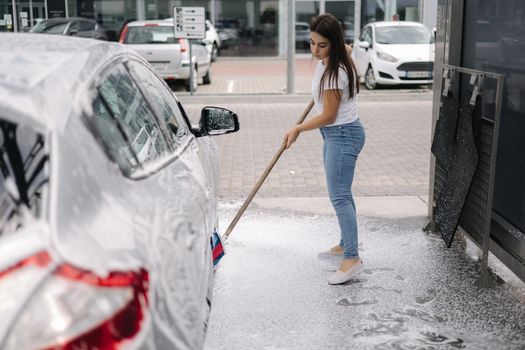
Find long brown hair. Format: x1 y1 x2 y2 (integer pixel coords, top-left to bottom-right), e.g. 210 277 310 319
310 13 359 100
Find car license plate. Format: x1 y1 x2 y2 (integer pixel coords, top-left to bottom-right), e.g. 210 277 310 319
406 71 432 78
150 62 166 71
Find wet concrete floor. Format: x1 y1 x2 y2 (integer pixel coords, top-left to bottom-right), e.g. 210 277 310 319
204 198 525 350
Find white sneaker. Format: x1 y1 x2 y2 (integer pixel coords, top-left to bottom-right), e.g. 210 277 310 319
317 249 343 260
327 260 364 285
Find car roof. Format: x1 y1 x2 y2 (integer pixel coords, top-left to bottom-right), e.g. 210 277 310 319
38 17 97 23
369 21 426 28
0 33 138 131
126 19 175 27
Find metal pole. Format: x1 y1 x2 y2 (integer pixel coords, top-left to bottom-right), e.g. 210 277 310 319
65 0 68 18
286 0 295 94
11 0 18 32
210 0 215 24
136 0 145 20
29 0 34 29
189 43 194 95
354 0 361 43
476 75 504 287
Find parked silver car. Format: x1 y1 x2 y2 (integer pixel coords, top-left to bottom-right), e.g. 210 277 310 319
120 19 212 92
30 17 109 40
0 33 238 349
296 22 310 50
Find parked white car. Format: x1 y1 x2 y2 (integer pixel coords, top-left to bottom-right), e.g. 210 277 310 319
205 19 221 62
352 21 435 89
120 19 212 91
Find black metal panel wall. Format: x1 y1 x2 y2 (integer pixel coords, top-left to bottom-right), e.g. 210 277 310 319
431 0 525 281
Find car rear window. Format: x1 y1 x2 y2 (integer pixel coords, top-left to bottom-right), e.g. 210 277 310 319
0 119 48 235
124 26 177 44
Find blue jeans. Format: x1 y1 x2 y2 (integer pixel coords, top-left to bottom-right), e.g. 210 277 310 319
320 119 365 260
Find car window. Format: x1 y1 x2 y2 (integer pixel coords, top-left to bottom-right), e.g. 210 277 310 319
68 21 80 33
79 21 95 33
96 64 170 168
124 26 177 44
375 26 433 44
127 61 189 148
0 119 47 235
362 27 372 44
91 96 138 174
30 21 67 34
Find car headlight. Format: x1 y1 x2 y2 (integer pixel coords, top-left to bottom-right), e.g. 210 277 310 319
377 52 398 62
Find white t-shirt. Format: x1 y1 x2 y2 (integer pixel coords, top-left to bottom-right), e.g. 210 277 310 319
311 60 358 126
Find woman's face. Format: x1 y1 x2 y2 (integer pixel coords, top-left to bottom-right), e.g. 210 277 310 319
310 31 331 63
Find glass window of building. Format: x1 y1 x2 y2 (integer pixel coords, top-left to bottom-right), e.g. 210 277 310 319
461 0 525 234
1 0 46 32
157 0 279 56
326 0 355 43
295 0 319 53
361 0 418 24
93 0 138 42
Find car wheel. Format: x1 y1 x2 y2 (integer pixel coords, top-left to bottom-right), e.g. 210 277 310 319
211 43 219 62
185 64 198 92
203 67 211 85
365 66 377 90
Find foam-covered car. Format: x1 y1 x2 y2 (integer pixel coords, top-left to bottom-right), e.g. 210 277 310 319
0 33 238 349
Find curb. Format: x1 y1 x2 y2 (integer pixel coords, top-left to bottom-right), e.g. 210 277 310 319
178 90 433 104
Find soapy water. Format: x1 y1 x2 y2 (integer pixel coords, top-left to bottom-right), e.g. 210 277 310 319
205 203 525 350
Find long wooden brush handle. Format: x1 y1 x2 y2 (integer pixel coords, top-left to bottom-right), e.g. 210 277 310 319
223 100 315 239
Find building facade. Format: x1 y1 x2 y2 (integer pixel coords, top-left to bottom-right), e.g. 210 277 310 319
430 0 525 281
1 0 434 56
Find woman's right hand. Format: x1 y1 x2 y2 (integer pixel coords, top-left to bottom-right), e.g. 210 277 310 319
283 126 301 149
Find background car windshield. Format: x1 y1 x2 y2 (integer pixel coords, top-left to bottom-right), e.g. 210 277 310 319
125 26 176 44
30 21 67 34
375 26 433 45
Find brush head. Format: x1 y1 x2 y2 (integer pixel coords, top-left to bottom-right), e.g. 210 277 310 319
212 230 225 267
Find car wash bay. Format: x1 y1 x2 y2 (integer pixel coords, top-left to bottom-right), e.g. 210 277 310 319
180 99 525 349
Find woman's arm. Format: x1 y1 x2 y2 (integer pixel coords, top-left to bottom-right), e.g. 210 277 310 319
284 89 341 149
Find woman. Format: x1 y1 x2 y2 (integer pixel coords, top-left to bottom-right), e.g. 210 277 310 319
283 13 365 285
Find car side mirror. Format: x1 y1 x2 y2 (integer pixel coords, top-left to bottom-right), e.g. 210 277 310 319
69 29 78 36
358 41 370 50
197 106 239 137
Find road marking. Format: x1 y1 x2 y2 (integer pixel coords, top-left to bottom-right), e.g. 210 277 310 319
227 80 235 93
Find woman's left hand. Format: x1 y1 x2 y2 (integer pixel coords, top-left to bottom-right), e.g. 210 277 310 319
284 126 301 149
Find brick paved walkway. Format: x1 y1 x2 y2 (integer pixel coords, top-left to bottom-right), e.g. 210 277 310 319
183 99 432 199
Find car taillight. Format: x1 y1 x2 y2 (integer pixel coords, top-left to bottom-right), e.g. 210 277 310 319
1 251 149 350
179 38 188 52
119 25 128 44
